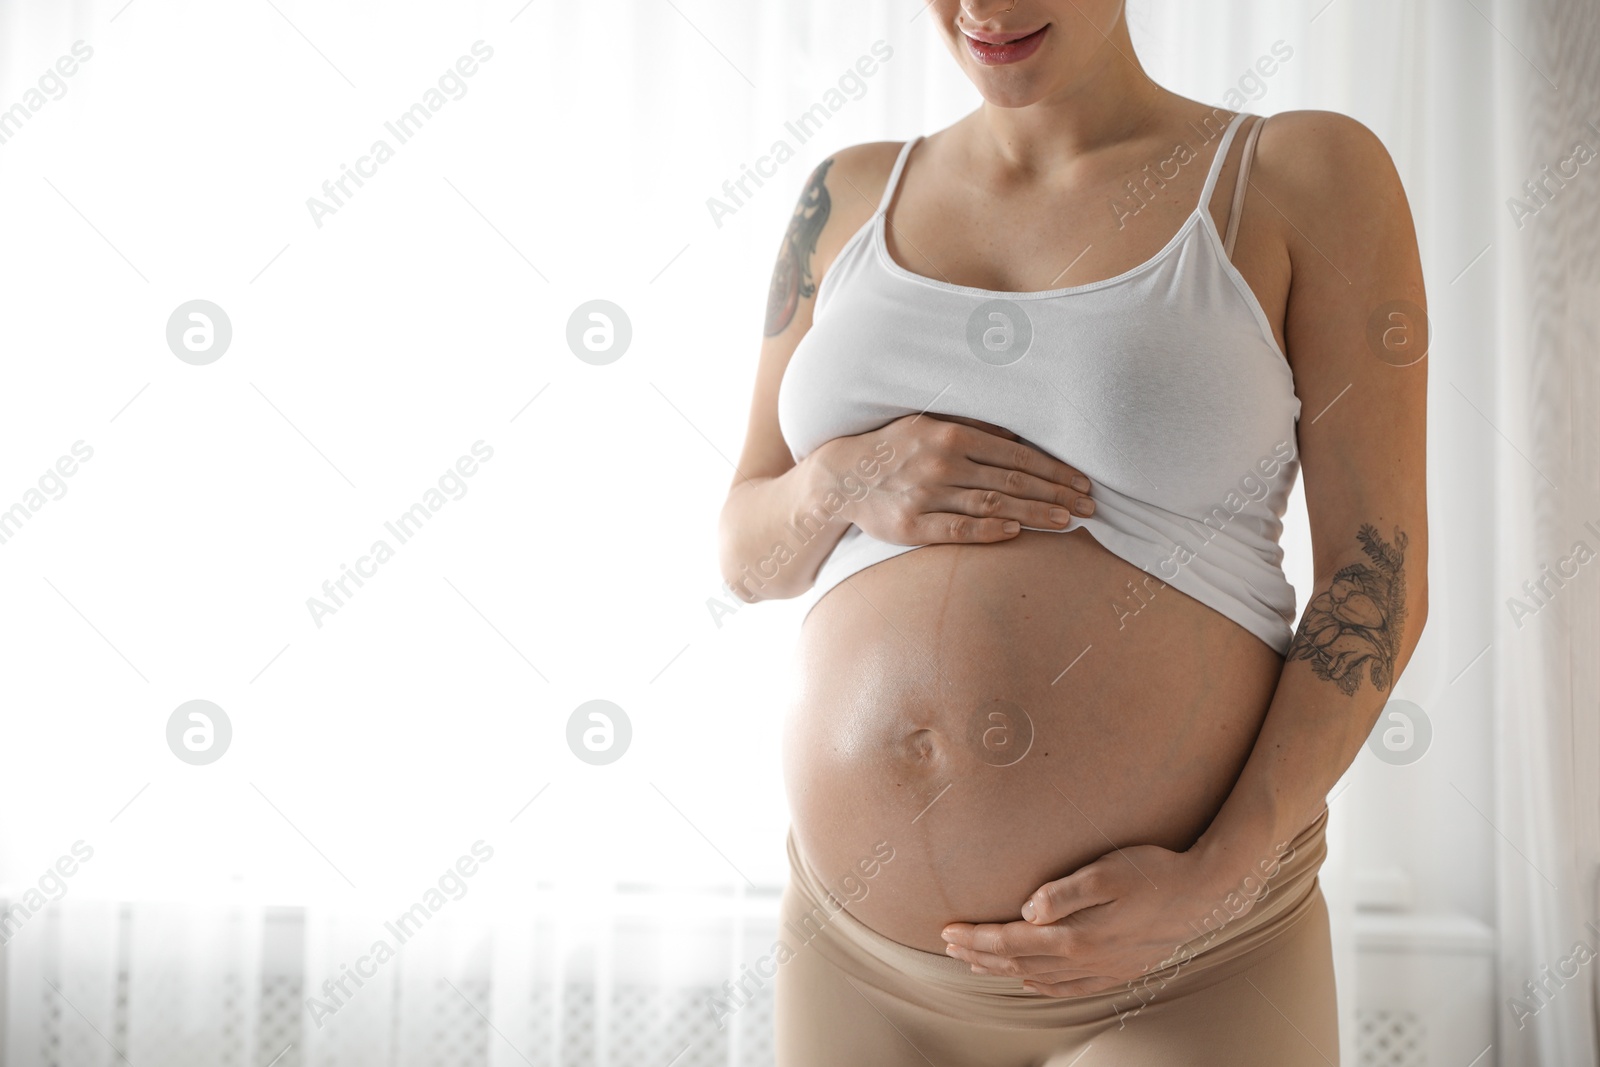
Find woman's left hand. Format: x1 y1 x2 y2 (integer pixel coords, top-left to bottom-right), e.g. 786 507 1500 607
939 843 1245 997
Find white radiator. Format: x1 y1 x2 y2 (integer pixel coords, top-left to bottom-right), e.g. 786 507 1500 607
1 890 785 1067
2 895 1497 1066
1353 910 1497 1067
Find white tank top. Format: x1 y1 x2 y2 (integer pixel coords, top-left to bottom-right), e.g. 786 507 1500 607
777 111 1303 653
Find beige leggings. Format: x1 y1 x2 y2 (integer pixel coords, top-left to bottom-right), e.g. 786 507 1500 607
774 810 1339 1066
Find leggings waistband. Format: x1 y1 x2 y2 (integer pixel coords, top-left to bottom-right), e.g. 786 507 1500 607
782 808 1329 1027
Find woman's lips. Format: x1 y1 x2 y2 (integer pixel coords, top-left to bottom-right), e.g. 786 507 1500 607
963 25 1048 66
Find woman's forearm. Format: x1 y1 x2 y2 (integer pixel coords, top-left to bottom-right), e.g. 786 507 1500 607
716 436 884 603
1193 520 1429 880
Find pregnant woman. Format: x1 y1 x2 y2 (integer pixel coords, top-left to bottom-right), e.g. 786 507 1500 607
717 2 1428 1063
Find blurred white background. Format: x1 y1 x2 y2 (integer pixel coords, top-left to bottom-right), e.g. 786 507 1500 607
0 0 1595 1064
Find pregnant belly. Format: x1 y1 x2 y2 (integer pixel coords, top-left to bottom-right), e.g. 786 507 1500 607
783 528 1285 954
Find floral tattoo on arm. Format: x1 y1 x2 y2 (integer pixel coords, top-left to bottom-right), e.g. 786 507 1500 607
1288 524 1409 694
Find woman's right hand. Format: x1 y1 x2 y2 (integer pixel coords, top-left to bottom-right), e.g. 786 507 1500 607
819 413 1095 547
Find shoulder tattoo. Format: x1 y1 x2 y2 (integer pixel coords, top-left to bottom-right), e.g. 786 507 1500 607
764 158 834 337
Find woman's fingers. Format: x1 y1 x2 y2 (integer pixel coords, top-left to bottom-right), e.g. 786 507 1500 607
950 483 1093 528
945 433 1095 521
946 947 1099 980
1023 975 1129 997
901 476 1093 542
903 512 1026 545
1023 862 1121 925
954 423 1092 497
857 414 1096 546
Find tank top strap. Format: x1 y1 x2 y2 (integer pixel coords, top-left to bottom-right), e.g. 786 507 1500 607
877 136 923 215
1196 111 1252 213
1224 115 1268 256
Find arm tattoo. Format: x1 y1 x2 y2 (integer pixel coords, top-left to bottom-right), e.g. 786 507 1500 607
1288 523 1409 695
764 159 833 337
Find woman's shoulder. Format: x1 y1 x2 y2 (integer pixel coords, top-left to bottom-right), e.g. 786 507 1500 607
813 139 911 221
1253 109 1393 166
1242 110 1411 275
796 140 913 287
1250 110 1406 218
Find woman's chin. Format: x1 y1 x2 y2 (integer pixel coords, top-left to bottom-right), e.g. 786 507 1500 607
961 68 1057 109
973 83 1053 110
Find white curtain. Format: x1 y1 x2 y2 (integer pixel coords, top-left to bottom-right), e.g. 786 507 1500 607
0 1 1594 1064
1489 2 1600 1065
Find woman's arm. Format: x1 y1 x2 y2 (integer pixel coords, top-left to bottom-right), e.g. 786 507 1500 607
1190 108 1429 875
939 110 1429 995
718 151 886 603
719 145 1098 602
